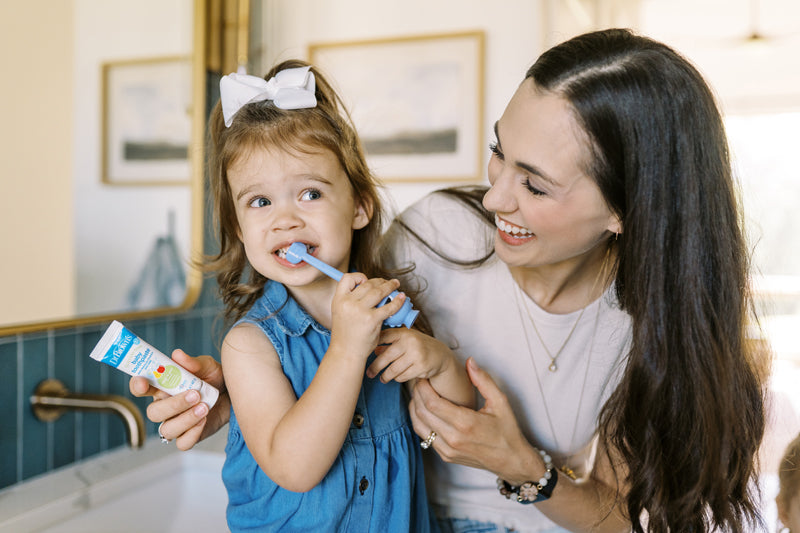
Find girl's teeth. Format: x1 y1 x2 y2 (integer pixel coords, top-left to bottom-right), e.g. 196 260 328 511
494 215 533 236
276 244 316 258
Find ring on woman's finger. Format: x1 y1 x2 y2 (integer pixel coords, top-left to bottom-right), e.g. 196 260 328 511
420 431 437 449
158 422 171 444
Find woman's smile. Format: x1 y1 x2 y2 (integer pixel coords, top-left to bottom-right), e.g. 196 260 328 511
494 214 535 245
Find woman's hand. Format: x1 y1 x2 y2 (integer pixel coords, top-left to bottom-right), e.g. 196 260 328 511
409 357 535 482
413 357 630 531
128 349 230 450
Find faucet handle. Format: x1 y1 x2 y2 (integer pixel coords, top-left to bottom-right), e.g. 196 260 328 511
30 379 146 448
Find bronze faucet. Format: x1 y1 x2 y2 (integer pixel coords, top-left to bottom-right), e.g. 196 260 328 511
30 379 146 448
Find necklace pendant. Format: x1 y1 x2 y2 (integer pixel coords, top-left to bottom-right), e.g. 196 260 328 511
559 465 577 480
548 361 558 372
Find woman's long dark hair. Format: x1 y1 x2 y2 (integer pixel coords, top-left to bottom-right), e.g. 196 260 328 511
398 29 768 532
525 29 767 531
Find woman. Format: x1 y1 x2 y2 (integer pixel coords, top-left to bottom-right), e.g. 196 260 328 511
133 29 767 532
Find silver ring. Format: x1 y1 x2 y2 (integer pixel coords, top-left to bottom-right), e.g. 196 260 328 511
420 430 437 449
158 422 171 444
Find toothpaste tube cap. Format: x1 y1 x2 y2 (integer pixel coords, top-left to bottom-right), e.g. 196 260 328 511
197 381 220 409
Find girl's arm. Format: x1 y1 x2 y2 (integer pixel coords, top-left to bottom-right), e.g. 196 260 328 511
225 275 406 493
367 328 475 408
410 358 630 532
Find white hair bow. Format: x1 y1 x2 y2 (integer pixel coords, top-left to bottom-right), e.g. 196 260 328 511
219 66 317 127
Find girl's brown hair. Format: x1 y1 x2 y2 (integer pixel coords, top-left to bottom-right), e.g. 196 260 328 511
205 59 387 323
778 434 800 517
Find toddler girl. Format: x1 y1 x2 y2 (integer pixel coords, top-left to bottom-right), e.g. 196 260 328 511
208 60 473 532
778 433 800 532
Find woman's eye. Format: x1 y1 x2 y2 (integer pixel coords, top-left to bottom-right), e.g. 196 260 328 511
301 189 322 201
524 179 547 197
249 197 270 208
489 141 504 160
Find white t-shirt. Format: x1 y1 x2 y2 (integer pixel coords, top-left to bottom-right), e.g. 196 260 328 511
383 191 632 532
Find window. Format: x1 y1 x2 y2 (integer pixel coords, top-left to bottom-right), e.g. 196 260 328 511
727 112 800 363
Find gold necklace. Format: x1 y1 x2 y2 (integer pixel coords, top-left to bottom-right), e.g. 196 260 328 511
514 284 603 479
512 247 611 478
516 247 611 372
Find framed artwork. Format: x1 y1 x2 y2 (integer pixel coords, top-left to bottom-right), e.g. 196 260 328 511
309 31 485 183
102 56 193 185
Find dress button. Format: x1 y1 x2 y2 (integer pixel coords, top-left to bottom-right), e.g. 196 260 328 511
359 476 369 495
353 413 364 428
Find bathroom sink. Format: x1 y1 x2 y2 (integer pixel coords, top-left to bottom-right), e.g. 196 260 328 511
0 431 227 532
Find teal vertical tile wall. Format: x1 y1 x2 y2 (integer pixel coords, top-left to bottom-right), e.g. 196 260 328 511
0 69 225 492
0 292 224 491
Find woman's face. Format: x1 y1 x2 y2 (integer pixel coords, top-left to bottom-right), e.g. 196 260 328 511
483 79 620 271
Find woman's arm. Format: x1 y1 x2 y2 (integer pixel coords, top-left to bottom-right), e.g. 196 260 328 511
411 357 630 532
368 327 475 408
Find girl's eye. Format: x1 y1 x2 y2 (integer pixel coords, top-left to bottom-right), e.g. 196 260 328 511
489 141 504 160
249 197 270 208
301 189 322 201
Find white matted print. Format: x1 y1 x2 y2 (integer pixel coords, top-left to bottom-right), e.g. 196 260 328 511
102 56 192 185
310 32 484 183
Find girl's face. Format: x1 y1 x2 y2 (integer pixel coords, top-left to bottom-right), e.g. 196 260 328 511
778 491 800 532
483 79 620 271
227 146 370 289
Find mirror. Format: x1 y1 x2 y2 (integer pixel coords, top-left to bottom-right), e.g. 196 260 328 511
0 0 206 334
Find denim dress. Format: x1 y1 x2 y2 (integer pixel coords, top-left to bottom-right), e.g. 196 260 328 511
222 281 437 532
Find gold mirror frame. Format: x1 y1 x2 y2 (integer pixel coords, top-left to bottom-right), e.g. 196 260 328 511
0 1 207 336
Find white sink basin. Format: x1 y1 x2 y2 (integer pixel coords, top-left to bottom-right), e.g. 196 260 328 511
0 432 227 533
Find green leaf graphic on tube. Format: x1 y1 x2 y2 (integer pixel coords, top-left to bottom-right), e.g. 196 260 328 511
157 365 182 388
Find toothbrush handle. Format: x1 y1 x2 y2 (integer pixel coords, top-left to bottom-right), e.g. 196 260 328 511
299 253 344 282
298 252 418 328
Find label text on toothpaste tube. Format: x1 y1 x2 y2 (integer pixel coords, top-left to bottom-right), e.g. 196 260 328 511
101 327 139 367
130 347 154 375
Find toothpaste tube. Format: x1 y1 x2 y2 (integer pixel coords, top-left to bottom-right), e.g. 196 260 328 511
89 320 219 408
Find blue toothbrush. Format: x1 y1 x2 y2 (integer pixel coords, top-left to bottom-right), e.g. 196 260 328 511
285 242 419 328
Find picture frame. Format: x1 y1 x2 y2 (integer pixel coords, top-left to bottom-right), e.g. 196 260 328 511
102 56 193 185
309 31 485 183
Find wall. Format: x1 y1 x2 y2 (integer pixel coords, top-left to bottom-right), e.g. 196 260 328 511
0 1 75 324
0 291 222 490
0 0 195 328
639 0 800 114
0 28 222 491
250 0 800 212
73 0 193 315
252 0 548 214
0 71 224 486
